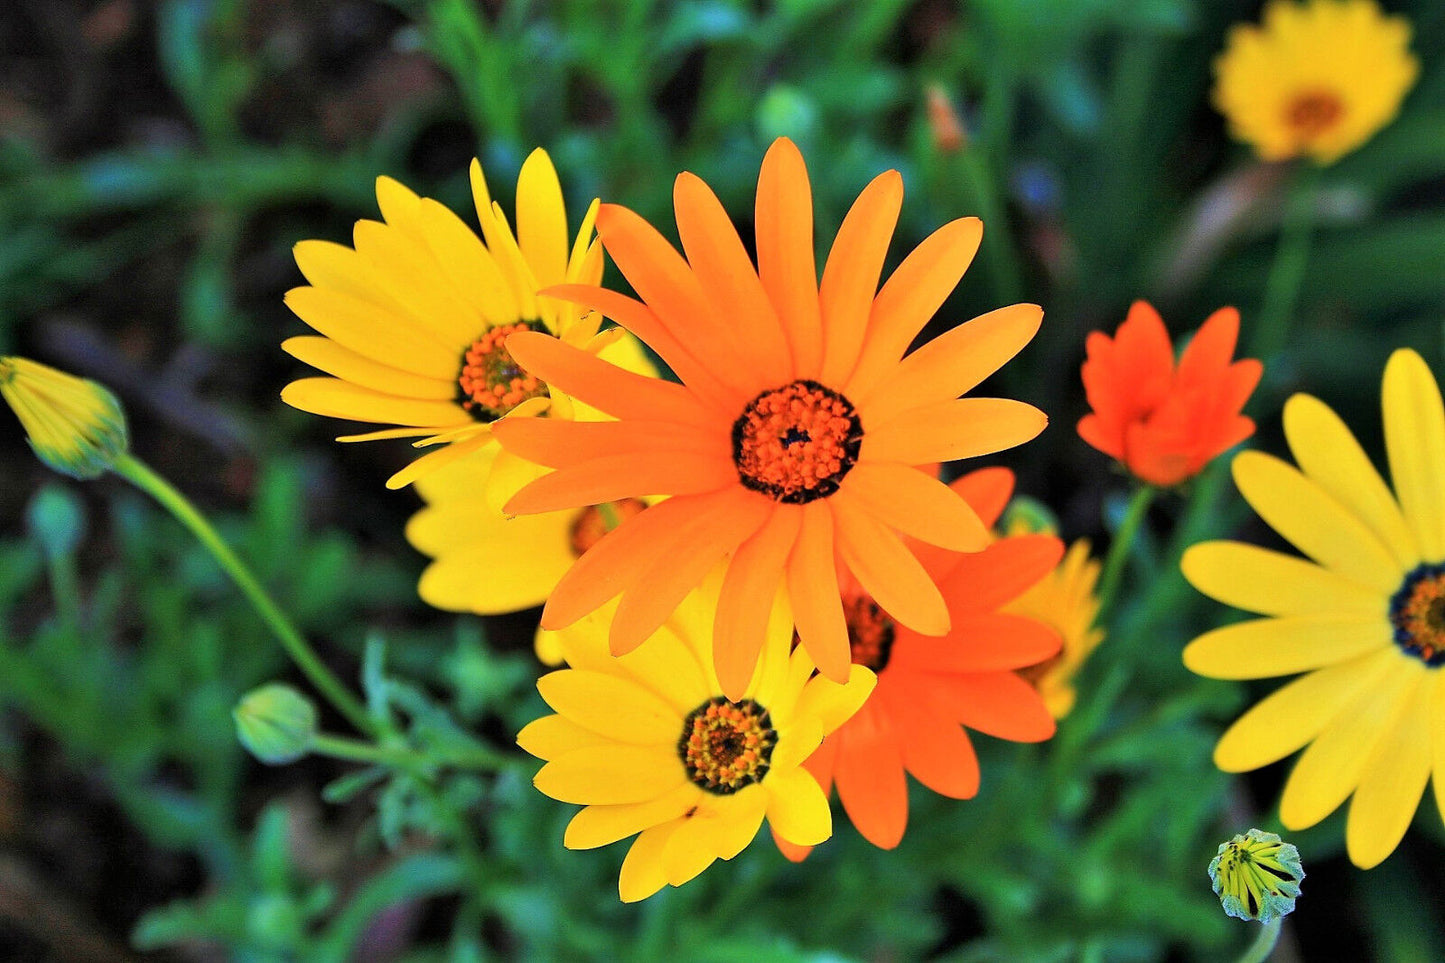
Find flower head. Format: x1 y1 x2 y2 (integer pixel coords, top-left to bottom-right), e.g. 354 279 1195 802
1183 348 1445 868
1079 301 1261 487
518 579 875 902
281 149 609 491
1209 829 1304 923
0 356 128 480
1213 0 1418 165
234 684 318 765
775 468 1062 856
493 137 1046 698
1008 535 1104 720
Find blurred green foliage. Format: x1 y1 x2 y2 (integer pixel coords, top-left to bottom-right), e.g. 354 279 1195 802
1 0 1443 959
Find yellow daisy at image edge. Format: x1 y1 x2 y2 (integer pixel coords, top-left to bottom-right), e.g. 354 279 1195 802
517 580 875 901
1183 348 1445 868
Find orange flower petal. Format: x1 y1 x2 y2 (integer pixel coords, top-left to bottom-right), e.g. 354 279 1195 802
715 507 804 700
865 398 1047 465
503 451 737 515
674 171 792 387
787 502 851 683
833 708 908 849
895 613 1060 673
818 169 904 385
609 491 775 655
926 672 1057 742
854 303 1042 425
949 467 1016 529
880 681 980 798
1177 306 1241 380
831 496 949 637
846 217 984 400
939 534 1064 614
504 328 720 429
755 138 823 376
838 462 990 553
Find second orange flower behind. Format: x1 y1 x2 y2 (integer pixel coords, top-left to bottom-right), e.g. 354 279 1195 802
1078 301 1262 487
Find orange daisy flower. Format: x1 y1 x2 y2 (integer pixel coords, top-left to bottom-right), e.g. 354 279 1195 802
1078 301 1262 487
492 138 1047 698
774 467 1062 857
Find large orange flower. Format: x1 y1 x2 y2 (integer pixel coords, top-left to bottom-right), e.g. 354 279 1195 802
492 137 1047 698
1078 301 1262 487
775 468 1062 857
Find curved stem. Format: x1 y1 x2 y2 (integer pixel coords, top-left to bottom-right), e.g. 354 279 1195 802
1094 484 1157 625
1237 916 1283 963
1249 163 1321 362
113 454 375 737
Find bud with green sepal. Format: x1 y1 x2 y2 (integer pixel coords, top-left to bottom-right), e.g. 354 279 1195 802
0 357 128 480
235 684 319 765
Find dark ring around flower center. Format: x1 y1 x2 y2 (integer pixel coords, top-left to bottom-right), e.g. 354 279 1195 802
731 379 862 504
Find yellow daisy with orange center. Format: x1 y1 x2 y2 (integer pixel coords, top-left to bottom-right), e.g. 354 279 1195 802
281 148 613 492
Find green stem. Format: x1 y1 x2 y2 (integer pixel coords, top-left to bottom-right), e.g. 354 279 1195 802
112 454 374 737
1237 917 1283 963
1094 484 1157 625
46 551 83 637
1248 163 1321 362
311 734 428 773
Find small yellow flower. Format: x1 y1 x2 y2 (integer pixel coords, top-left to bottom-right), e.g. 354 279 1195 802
1208 829 1304 923
517 578 875 902
281 148 611 493
0 356 128 480
1213 0 1418 165
1002 507 1104 720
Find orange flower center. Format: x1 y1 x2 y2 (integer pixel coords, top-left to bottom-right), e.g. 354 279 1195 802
1283 89 1344 141
678 697 776 795
844 593 896 672
568 499 648 556
1390 563 1445 666
731 380 862 504
456 322 548 421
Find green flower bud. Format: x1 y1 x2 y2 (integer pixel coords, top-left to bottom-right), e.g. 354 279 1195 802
0 357 128 480
26 485 87 560
234 684 317 765
1209 829 1304 923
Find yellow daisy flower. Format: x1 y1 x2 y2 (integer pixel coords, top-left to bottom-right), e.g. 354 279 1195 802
1 356 128 479
1183 348 1445 869
281 148 609 491
1213 0 1418 165
517 580 876 902
1007 537 1104 720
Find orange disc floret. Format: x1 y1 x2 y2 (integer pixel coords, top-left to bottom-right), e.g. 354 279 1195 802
1077 301 1262 487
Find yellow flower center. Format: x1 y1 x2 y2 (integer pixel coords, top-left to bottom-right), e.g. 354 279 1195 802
1283 89 1345 141
1390 563 1445 666
678 697 776 795
568 499 648 557
457 322 548 421
731 380 861 504
844 593 896 672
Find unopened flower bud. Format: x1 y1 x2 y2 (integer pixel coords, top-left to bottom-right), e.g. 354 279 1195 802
0 357 128 480
1209 829 1304 923
234 684 318 765
926 84 967 154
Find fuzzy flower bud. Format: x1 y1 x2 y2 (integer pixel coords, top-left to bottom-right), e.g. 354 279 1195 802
0 356 128 480
234 684 318 765
1209 829 1304 923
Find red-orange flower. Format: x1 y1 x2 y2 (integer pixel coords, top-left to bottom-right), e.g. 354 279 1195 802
1078 301 1261 487
775 467 1062 857
492 137 1047 699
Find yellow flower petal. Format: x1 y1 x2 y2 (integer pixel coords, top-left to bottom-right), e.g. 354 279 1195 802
280 377 464 428
792 663 878 734
411 518 574 614
765 766 832 846
1346 669 1433 868
1279 654 1422 830
515 148 571 292
1184 614 1391 680
283 286 458 377
1215 648 1396 772
615 632 712 714
1432 669 1445 828
536 670 680 744
1383 349 1445 563
516 714 612 760
1284 393 1419 570
533 744 686 805
563 783 699 850
770 716 823 773
281 336 455 400
619 820 682 903
1182 541 1386 617
1232 450 1401 593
